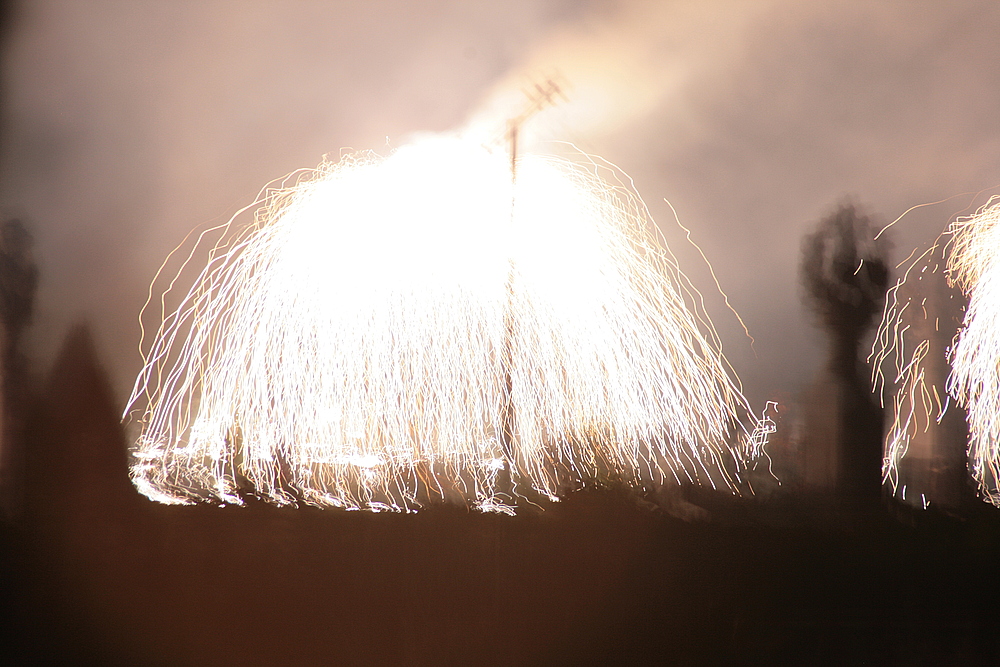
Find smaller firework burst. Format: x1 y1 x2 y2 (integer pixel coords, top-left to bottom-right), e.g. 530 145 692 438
946 197 1000 505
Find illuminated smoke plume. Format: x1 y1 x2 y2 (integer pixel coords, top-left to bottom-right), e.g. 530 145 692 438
946 198 1000 505
124 135 768 512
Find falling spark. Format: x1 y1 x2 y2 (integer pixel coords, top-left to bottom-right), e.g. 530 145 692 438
946 197 1000 505
871 197 1000 506
124 134 767 512
870 240 961 498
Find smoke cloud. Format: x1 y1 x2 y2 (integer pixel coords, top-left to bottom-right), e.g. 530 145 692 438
2 0 1000 413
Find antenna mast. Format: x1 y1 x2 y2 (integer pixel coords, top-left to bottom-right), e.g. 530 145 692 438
506 78 566 182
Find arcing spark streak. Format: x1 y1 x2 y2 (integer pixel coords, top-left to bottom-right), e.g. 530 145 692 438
125 135 768 512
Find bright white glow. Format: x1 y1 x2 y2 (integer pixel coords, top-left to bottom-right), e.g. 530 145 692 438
125 135 766 512
947 197 1000 505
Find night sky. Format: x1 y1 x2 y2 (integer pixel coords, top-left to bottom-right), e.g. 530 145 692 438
3 0 1000 411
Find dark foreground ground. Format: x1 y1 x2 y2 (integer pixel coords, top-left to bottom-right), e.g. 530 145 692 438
3 327 1000 666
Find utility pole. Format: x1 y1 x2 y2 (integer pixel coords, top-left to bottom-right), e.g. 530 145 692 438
497 78 566 499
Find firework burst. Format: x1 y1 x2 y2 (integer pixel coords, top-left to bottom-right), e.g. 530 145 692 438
946 197 1000 504
125 135 767 512
872 197 1000 506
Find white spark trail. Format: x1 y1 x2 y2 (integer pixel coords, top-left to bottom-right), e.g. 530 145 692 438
125 135 766 512
870 243 951 497
947 197 1000 504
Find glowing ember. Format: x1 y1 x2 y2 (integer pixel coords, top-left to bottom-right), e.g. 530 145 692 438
124 135 767 512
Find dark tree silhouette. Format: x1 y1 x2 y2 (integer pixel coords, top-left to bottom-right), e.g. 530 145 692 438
801 203 889 507
1 218 38 351
1 217 39 517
